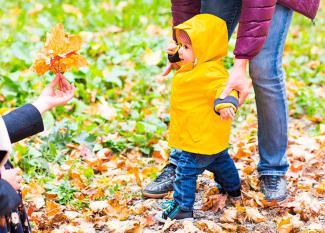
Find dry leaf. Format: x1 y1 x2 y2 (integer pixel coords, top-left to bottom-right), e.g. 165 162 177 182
162 219 176 232
277 214 303 233
64 211 82 220
220 208 237 223
202 189 227 212
85 99 117 120
141 166 159 179
89 200 109 212
106 198 130 220
141 215 156 227
46 201 62 218
197 220 223 233
243 165 255 175
220 223 237 232
314 180 325 197
130 202 147 215
106 220 142 233
152 150 168 163
127 166 142 187
245 207 265 223
181 220 203 233
32 196 45 209
308 222 323 232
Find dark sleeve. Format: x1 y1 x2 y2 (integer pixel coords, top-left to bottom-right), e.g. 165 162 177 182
2 104 44 143
234 0 276 59
171 0 201 40
0 179 21 215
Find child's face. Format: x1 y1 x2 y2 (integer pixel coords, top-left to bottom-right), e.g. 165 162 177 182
178 41 195 64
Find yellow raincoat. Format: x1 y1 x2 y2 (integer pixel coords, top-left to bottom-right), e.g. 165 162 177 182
168 14 238 155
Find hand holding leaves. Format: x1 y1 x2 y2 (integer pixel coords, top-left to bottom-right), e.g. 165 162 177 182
33 75 75 114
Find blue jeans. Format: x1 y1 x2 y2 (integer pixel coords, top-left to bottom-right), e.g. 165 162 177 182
172 149 240 211
200 1 293 176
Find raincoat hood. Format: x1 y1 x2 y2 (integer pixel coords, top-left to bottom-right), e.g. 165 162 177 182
174 14 228 65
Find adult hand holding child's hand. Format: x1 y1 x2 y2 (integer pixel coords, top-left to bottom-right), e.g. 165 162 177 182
220 59 251 106
219 107 236 121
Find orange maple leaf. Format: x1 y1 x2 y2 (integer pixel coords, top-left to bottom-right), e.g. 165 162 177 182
32 24 87 76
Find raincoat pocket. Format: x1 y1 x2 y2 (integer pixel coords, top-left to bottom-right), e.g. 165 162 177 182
185 114 201 143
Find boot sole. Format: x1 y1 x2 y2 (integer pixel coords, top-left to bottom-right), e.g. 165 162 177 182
264 193 289 204
154 213 194 223
143 191 169 198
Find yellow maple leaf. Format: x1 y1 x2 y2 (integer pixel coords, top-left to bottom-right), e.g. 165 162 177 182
32 24 87 75
46 201 62 218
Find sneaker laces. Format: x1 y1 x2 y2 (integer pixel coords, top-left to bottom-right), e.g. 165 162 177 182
162 200 178 218
160 199 175 209
155 164 176 182
263 175 280 190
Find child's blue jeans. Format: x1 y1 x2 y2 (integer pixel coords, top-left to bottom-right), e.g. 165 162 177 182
172 149 240 211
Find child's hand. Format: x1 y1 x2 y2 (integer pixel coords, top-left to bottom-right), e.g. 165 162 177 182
32 75 75 114
219 107 236 121
161 43 180 76
166 42 178 55
1 167 23 191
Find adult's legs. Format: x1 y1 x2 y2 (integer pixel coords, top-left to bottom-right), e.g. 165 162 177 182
201 0 242 39
249 4 293 201
249 4 293 176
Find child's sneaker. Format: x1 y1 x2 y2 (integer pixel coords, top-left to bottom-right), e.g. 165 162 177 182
217 184 241 198
158 199 175 210
227 189 241 198
155 200 193 223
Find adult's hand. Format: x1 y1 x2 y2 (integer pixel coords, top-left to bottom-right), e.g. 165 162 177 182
32 74 75 114
1 167 23 191
220 59 251 106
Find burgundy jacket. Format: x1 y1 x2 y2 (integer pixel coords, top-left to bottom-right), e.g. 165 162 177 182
171 0 320 59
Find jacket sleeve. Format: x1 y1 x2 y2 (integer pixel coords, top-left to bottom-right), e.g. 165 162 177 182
2 104 44 143
234 0 276 59
171 0 200 40
214 87 239 114
0 179 21 215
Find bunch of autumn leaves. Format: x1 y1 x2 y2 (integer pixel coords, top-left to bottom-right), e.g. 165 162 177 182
32 24 87 88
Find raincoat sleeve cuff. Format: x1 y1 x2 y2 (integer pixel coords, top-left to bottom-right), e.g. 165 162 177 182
214 96 239 115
